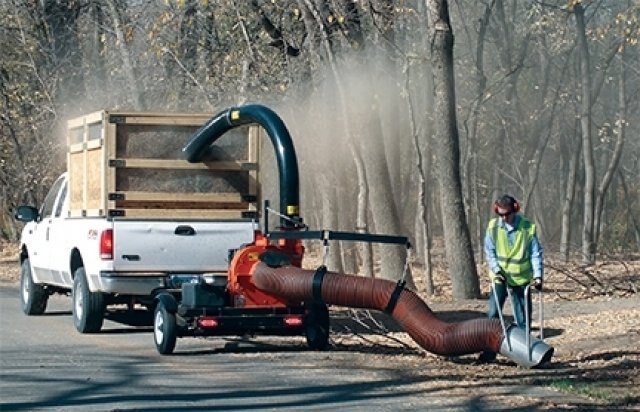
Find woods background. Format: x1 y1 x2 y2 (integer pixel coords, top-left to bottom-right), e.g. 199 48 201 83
1 0 638 299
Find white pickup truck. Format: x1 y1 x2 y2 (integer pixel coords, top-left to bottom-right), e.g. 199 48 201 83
15 110 262 333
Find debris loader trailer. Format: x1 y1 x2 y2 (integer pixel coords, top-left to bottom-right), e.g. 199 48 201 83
152 104 553 368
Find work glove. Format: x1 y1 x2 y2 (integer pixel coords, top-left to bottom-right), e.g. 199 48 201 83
494 269 506 283
533 278 543 291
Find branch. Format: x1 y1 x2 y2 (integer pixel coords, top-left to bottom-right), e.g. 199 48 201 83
250 0 301 57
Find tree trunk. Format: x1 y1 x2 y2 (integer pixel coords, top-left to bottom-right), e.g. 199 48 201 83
42 0 83 111
425 0 479 300
617 170 640 250
405 58 434 295
574 3 596 264
322 184 344 272
463 0 493 260
105 0 144 110
594 46 626 246
560 124 581 262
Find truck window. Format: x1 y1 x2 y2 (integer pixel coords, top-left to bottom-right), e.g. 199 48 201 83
54 181 68 217
41 177 65 219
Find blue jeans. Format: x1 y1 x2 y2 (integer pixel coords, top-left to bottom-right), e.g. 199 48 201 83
488 282 532 328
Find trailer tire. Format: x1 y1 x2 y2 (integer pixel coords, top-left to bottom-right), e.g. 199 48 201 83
72 267 105 333
305 303 330 350
20 258 48 315
154 302 177 355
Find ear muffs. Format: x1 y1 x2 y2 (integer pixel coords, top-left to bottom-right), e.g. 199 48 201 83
494 197 520 214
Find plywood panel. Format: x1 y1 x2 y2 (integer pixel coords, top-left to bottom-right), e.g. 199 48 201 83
86 148 103 211
68 152 84 212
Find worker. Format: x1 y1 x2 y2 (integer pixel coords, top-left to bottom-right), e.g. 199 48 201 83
477 194 544 363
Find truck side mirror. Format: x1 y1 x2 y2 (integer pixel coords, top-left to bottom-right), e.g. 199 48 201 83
14 206 39 222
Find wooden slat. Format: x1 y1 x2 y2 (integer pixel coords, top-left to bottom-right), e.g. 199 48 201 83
113 191 247 202
106 112 212 126
67 110 104 129
111 158 257 171
107 111 212 119
248 127 261 212
115 201 249 210
68 142 85 153
110 209 255 219
105 120 117 216
85 209 104 217
109 116 211 126
86 138 102 150
68 209 104 217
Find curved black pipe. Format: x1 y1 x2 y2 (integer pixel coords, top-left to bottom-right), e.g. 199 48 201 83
183 104 300 227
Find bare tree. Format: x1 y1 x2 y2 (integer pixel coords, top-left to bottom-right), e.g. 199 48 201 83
593 45 627 247
105 0 145 110
574 2 596 264
425 0 480 300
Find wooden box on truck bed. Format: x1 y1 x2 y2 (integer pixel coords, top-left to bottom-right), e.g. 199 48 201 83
66 110 261 219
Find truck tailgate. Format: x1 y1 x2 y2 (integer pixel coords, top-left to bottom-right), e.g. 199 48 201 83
112 221 255 272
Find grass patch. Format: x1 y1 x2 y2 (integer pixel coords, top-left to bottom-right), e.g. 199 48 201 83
550 378 634 405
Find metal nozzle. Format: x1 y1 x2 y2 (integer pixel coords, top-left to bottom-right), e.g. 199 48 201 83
499 325 554 368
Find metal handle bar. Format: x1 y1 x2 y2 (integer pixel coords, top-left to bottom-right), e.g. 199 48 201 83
491 282 511 351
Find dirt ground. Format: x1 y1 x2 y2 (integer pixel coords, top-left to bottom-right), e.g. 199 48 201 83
1 241 638 410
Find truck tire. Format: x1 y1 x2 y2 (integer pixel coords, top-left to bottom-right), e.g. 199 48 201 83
20 258 48 315
154 302 177 355
72 267 105 333
304 303 330 350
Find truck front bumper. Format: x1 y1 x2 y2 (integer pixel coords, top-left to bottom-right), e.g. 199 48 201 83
99 271 166 295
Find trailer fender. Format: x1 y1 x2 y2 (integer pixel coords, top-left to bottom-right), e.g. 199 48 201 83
155 292 178 314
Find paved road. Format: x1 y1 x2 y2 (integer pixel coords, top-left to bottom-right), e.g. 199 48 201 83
1 281 612 411
0 284 492 412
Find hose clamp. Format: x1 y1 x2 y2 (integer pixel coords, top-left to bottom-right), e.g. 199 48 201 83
312 265 327 303
384 280 406 315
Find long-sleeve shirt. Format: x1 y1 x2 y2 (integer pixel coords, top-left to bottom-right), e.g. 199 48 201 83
484 214 544 279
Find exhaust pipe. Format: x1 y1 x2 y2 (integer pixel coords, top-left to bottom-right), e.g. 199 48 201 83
183 104 300 228
251 262 553 367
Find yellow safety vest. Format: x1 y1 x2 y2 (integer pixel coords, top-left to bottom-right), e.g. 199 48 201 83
487 217 536 286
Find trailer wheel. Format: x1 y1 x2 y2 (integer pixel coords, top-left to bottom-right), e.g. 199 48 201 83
72 267 105 333
154 302 177 355
305 303 330 350
20 258 48 315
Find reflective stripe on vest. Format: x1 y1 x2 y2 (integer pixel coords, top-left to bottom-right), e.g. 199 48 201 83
488 217 536 286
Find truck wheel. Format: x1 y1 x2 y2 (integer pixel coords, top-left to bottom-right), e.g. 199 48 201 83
305 303 330 350
20 258 48 315
72 267 105 333
154 302 177 355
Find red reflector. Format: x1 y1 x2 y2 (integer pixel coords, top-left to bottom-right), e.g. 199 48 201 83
99 229 113 260
198 317 219 328
284 315 303 327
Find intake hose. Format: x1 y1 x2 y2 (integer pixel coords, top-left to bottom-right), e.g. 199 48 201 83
251 262 554 367
253 262 502 355
183 104 300 228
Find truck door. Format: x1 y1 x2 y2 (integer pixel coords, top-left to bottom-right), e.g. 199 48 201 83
46 180 71 286
29 175 66 283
